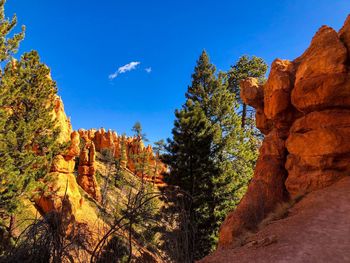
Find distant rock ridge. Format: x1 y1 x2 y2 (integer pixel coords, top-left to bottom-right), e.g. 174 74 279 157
217 14 350 250
78 128 167 187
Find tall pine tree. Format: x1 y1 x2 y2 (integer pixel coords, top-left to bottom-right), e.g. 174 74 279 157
0 51 61 224
0 0 25 227
164 51 257 260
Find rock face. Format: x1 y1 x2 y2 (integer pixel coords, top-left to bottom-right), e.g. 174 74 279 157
77 138 101 202
78 128 167 186
218 15 350 249
219 129 289 247
35 97 82 216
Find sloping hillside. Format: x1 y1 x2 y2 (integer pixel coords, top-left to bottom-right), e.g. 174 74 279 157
201 177 350 263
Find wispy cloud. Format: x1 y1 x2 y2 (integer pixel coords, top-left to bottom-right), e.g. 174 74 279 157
145 67 152 73
109 61 141 79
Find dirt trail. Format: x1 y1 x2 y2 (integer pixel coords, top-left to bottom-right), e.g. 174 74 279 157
201 177 350 263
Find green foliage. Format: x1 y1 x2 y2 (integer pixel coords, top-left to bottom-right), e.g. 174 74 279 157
132 121 142 136
164 51 261 259
120 184 161 255
95 170 103 185
227 55 267 104
114 163 127 189
228 55 268 128
0 51 61 218
152 139 165 184
0 0 25 64
100 148 115 206
133 151 151 180
0 4 64 257
0 0 23 219
132 121 147 141
130 122 151 181
153 139 165 155
96 235 130 263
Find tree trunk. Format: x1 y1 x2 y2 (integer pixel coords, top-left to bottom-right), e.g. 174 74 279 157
127 220 133 263
8 214 16 237
241 103 247 128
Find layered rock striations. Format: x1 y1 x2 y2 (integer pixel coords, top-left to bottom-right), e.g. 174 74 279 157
218 15 350 248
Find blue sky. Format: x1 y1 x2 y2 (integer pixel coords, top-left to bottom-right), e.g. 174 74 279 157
6 1 350 144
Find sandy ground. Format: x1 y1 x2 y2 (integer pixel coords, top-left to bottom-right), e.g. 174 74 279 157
201 177 350 263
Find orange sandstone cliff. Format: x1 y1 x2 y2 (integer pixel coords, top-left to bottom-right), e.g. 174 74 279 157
35 97 82 215
203 15 350 262
35 96 166 221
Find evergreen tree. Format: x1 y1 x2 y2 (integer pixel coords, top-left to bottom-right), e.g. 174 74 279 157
131 122 150 182
152 139 165 185
227 55 267 128
164 51 257 260
132 121 147 141
153 139 165 155
208 72 256 235
100 147 115 206
114 134 127 187
0 0 25 218
0 1 25 235
0 0 25 64
165 100 213 260
0 51 61 223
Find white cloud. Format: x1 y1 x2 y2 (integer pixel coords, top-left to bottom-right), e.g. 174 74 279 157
145 67 152 73
109 61 141 79
108 72 118 80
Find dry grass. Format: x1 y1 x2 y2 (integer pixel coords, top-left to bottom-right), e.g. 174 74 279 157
258 192 305 231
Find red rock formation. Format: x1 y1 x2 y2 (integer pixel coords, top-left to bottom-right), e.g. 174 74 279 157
78 129 167 186
77 138 102 202
218 15 350 249
35 97 82 215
